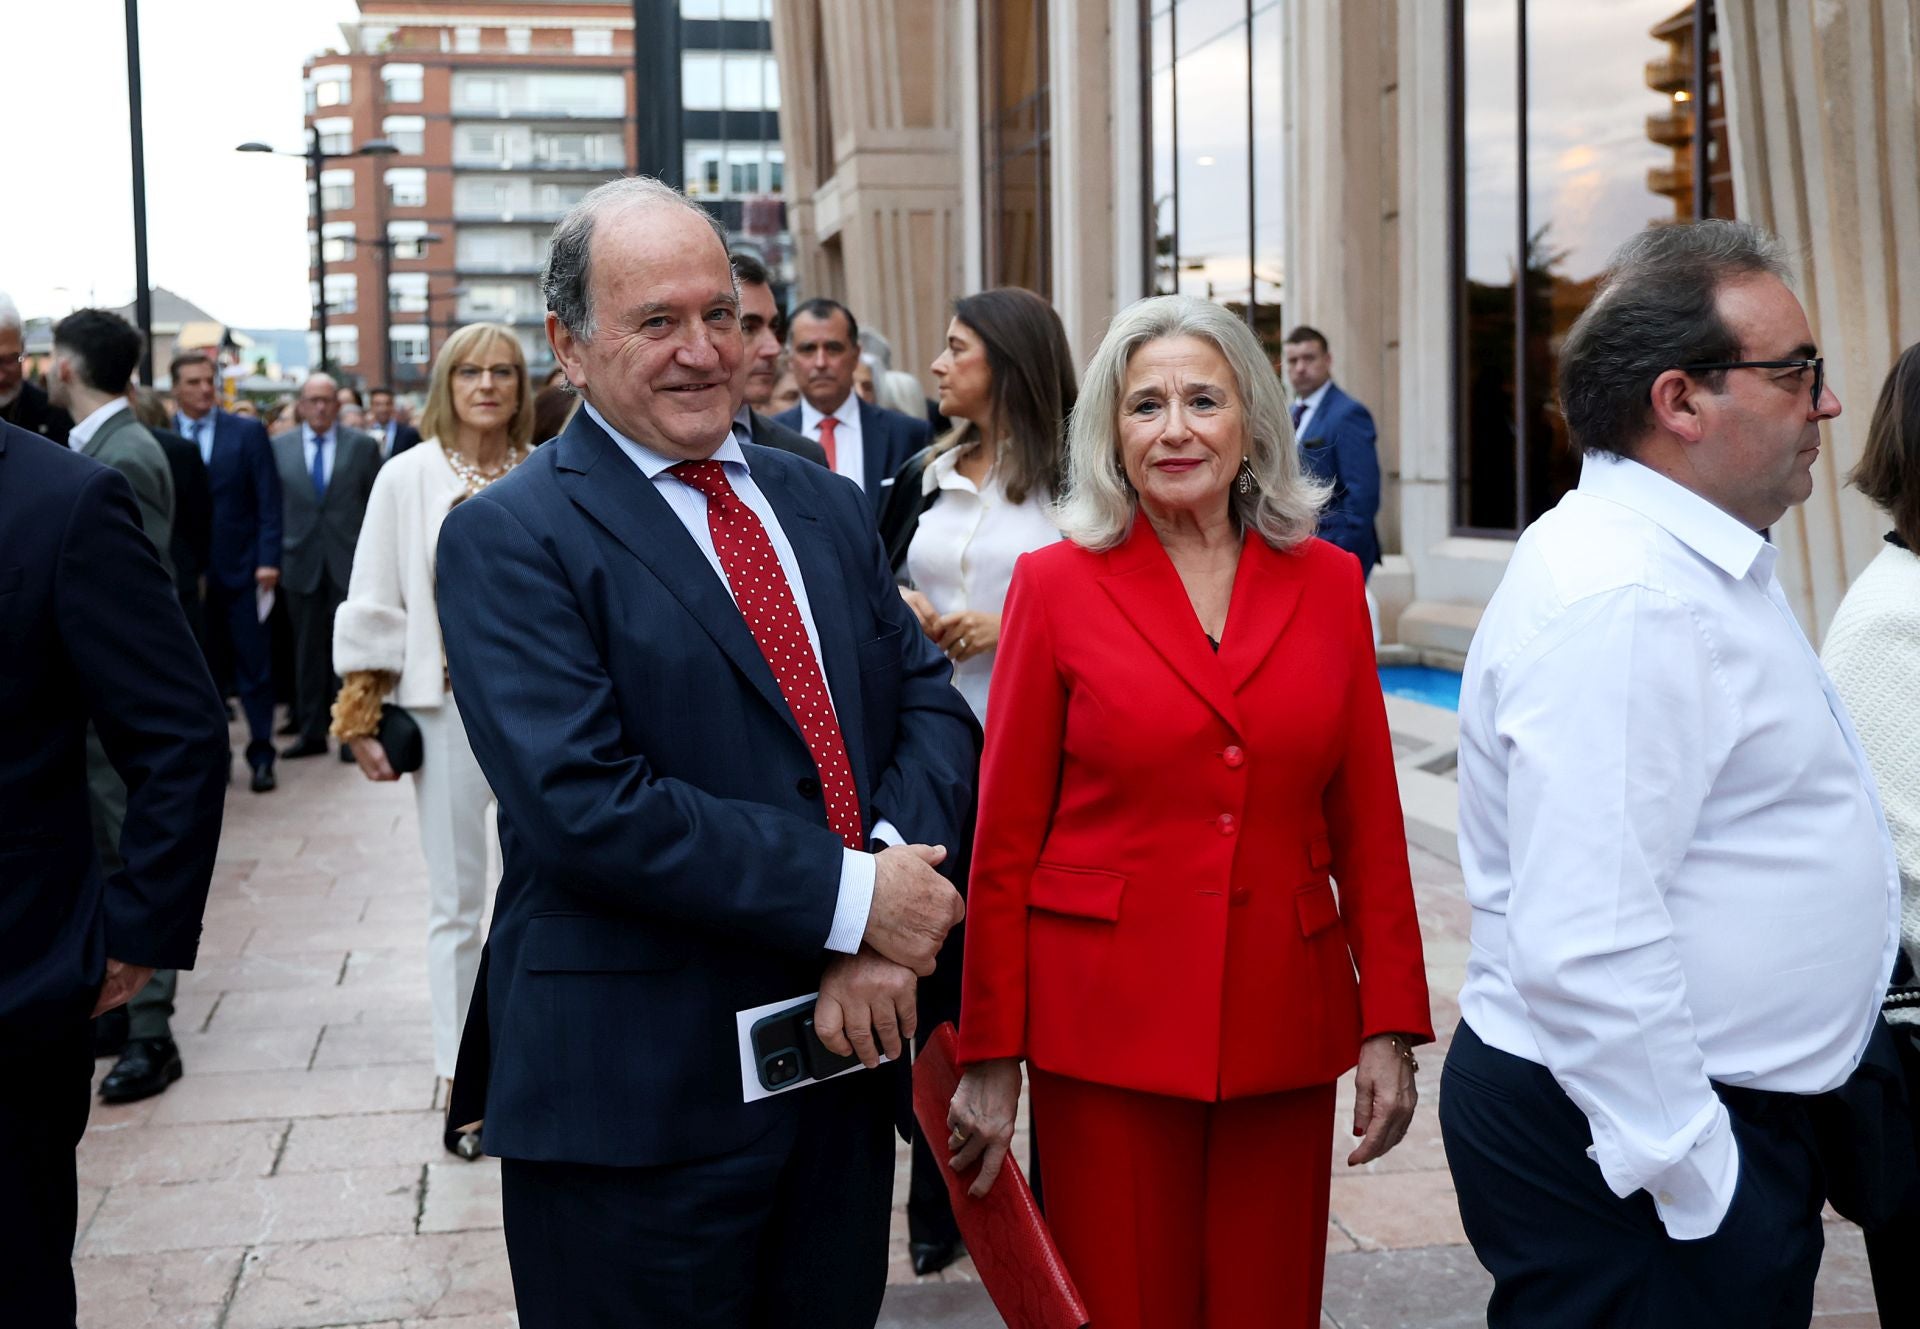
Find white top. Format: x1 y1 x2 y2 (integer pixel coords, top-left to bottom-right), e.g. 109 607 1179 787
69 396 129 448
800 392 865 490
1456 454 1899 1241
1822 541 1920 1022
584 401 884 956
904 446 1061 721
1291 379 1332 438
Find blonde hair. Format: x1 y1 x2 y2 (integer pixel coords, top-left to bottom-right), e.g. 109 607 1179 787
1054 295 1327 551
418 322 535 449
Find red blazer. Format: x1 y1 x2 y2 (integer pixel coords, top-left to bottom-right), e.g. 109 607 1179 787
956 522 1432 1101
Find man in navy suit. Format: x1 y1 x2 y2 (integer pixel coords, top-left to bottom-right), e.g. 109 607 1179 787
367 386 421 459
1282 325 1382 576
0 422 227 1324
171 350 284 792
775 297 932 513
437 178 977 1329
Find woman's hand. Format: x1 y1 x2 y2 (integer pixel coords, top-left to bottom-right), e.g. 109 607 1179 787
948 1057 1023 1199
1347 1033 1419 1166
932 610 1001 664
899 587 940 637
351 736 400 782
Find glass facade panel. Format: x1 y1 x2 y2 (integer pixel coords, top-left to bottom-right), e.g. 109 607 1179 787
1148 9 1176 295
1249 2 1284 345
980 0 1050 294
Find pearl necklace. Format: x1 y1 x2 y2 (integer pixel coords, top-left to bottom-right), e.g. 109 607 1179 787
444 443 526 498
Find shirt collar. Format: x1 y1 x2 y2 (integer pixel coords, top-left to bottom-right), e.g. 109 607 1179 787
922 443 985 498
802 392 860 432
70 397 129 447
1298 380 1332 413
1576 453 1770 581
178 408 211 433
302 422 332 446
583 400 749 480
731 403 755 436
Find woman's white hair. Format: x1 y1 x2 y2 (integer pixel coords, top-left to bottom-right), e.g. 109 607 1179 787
1054 295 1328 551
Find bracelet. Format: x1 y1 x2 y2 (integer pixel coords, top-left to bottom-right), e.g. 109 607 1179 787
1386 1035 1420 1075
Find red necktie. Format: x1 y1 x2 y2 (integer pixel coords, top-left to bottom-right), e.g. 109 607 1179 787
671 460 864 851
816 416 839 469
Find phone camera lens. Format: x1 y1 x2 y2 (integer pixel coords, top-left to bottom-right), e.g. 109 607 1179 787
761 1049 802 1088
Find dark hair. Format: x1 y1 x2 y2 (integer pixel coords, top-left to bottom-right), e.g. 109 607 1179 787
730 250 771 289
544 177 731 338
170 349 215 381
1559 219 1790 459
944 288 1078 505
790 297 859 346
368 386 395 401
1282 325 1329 352
337 383 364 406
532 383 579 445
1851 342 1920 550
53 309 144 394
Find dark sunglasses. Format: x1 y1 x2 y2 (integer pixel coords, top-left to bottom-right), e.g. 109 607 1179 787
1680 357 1824 410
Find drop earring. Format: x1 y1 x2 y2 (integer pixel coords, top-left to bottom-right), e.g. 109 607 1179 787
1236 458 1256 495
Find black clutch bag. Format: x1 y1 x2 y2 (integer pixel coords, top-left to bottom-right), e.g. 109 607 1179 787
377 703 424 774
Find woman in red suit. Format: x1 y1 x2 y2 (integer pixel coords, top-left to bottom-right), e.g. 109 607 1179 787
946 294 1433 1327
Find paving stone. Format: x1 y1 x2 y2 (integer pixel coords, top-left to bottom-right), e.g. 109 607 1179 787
146 1066 435 1125
170 1026 325 1075
203 986 431 1031
1812 1224 1876 1314
309 1021 437 1071
73 1248 245 1329
1321 1245 1494 1328
1328 1170 1470 1252
278 1112 450 1174
418 1160 504 1233
876 1281 1000 1329
180 951 354 992
78 1119 286 1187
224 1230 516 1329
80 1166 423 1255
246 922 411 957
341 948 433 989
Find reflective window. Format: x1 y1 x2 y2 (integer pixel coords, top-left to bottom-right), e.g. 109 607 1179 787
318 168 354 212
381 63 424 104
388 220 432 261
682 51 780 112
386 168 427 209
388 273 430 315
382 115 425 156
573 29 614 56
454 26 481 54
325 325 360 367
980 0 1050 295
314 117 353 156
318 221 356 263
323 273 357 316
390 325 431 364
507 27 531 55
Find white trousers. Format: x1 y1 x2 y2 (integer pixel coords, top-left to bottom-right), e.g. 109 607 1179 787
410 693 497 1079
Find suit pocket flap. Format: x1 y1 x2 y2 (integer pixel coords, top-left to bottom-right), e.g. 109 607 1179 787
522 913 684 974
1296 881 1341 938
1029 864 1125 921
1309 833 1333 871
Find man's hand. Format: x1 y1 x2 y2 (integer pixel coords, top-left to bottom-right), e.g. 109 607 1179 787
815 947 918 1068
863 843 963 976
948 1057 1022 1199
1347 1033 1419 1166
351 735 400 782
92 959 155 1017
255 566 280 591
899 587 940 637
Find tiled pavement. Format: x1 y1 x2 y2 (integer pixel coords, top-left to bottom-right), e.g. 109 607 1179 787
72 720 1885 1327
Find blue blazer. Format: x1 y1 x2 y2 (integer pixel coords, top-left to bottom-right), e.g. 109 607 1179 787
773 397 932 513
436 408 979 1168
0 424 228 1035
194 409 284 590
1296 382 1382 574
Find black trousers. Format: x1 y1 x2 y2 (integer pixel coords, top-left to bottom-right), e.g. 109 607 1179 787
286 573 346 747
1865 1022 1920 1317
500 1070 896 1329
0 1020 94 1328
205 580 276 767
1440 1020 1824 1329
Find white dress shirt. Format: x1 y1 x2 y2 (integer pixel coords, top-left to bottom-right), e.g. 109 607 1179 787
1456 454 1899 1241
1291 380 1332 437
800 392 865 491
178 410 215 465
302 424 336 489
584 401 888 954
68 396 130 448
905 446 1060 722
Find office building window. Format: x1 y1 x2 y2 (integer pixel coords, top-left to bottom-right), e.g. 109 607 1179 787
308 65 351 112
322 273 357 315
391 324 431 365
386 168 427 209
318 168 354 212
313 117 353 156
388 272 430 315
980 0 1050 296
382 115 425 156
318 222 356 263
680 0 772 16
454 26 481 54
1451 0 1731 535
388 220 432 261
682 51 780 112
381 63 424 104
326 325 360 367
507 27 532 54
574 28 614 56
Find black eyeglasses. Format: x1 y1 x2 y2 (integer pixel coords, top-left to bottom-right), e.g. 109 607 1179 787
1680 357 1825 410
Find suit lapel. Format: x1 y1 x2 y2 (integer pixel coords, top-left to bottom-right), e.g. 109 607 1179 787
1216 536 1307 695
552 413 805 744
1097 521 1242 735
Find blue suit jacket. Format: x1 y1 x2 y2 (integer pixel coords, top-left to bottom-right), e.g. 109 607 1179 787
191 409 283 590
1297 382 1382 574
773 397 932 513
0 424 228 1036
436 408 978 1168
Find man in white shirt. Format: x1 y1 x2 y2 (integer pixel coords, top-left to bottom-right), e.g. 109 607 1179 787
1442 219 1900 1328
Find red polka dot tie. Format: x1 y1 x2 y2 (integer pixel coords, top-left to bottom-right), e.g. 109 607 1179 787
671 460 864 850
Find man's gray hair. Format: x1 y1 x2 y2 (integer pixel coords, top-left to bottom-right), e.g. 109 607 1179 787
543 176 732 338
1055 294 1328 551
0 290 22 335
1559 219 1792 459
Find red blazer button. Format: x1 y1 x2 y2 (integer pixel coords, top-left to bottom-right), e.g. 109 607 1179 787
1222 745 1246 768
1216 813 1236 835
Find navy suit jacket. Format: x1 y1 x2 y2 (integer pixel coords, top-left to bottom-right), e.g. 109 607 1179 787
773 398 932 513
151 427 214 592
383 421 423 458
437 408 978 1168
187 409 284 590
1297 382 1382 574
0 423 227 1036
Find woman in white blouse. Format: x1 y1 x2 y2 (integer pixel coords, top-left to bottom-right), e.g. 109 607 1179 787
886 287 1079 722
329 323 534 1157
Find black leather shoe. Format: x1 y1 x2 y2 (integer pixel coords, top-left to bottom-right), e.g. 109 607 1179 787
92 1007 129 1058
910 1239 964 1276
250 762 277 792
444 1124 484 1161
281 738 328 759
100 1037 183 1103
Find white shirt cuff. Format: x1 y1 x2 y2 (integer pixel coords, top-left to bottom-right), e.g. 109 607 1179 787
870 818 902 847
1589 1101 1740 1240
827 849 877 954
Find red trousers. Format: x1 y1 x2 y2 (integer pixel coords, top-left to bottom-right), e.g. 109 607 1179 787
1030 1070 1337 1329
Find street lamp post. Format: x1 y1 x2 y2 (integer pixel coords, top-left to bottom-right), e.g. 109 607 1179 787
367 230 442 389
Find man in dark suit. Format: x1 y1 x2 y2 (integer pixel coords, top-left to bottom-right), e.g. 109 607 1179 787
367 385 421 459
0 421 227 1324
273 374 381 758
730 251 829 469
171 350 285 793
1282 324 1382 576
437 178 977 1329
132 388 214 646
0 290 73 444
775 297 931 512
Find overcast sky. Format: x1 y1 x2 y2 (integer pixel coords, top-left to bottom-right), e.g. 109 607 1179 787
2 0 360 330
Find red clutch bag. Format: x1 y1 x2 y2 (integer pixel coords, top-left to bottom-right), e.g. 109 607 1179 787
911 1023 1090 1329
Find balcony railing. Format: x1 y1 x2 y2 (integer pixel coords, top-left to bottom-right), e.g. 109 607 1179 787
1647 163 1692 196
450 101 625 121
454 205 577 223
453 258 547 275
1645 56 1690 93
452 155 627 173
456 308 548 327
1646 109 1693 147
